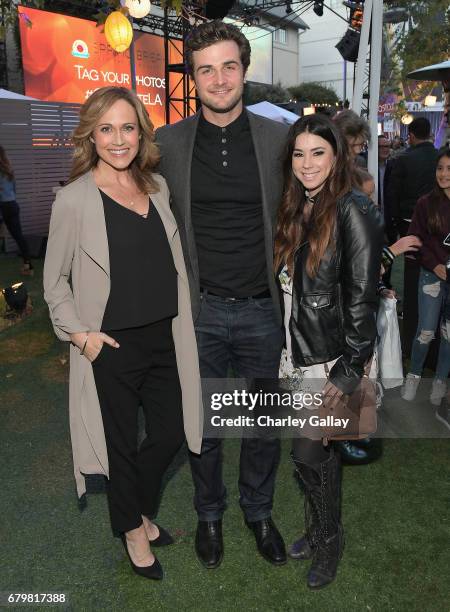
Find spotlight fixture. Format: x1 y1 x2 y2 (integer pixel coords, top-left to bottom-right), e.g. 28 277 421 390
2 282 28 314
313 1 324 17
335 28 360 62
401 113 414 125
205 0 236 19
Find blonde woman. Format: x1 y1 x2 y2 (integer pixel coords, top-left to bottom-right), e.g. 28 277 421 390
44 86 202 580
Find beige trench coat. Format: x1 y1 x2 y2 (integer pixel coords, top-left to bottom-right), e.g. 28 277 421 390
43 171 203 498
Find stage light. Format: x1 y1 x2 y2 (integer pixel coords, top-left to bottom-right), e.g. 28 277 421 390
205 0 236 19
124 0 151 19
105 11 133 53
401 113 414 125
424 95 437 107
2 282 28 314
335 29 360 62
313 1 324 17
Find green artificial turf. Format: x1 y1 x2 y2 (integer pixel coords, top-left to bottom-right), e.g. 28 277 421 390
0 255 448 612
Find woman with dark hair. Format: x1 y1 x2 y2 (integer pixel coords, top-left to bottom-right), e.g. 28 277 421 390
0 145 33 274
275 114 383 588
401 148 450 406
44 86 202 580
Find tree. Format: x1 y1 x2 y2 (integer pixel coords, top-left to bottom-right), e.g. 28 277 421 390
244 82 290 105
287 82 339 105
387 0 450 92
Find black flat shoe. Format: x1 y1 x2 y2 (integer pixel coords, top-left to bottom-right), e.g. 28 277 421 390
195 520 223 569
246 517 287 566
120 534 163 580
149 523 174 547
352 437 383 459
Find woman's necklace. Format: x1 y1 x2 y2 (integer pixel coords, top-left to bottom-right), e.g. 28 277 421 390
304 190 316 205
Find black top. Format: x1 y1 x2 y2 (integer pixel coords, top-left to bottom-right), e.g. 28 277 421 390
190 110 268 297
100 190 178 331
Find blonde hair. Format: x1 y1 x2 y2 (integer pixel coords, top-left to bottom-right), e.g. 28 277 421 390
69 86 160 193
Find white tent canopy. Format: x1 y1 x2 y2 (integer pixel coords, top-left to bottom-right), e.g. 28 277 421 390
0 88 37 100
247 101 299 125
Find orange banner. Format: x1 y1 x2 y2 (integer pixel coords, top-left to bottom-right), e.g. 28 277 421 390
18 6 181 128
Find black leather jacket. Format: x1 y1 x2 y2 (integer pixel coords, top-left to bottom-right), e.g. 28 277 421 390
289 190 383 394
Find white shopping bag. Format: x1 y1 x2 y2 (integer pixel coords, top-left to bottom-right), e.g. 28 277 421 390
376 297 403 389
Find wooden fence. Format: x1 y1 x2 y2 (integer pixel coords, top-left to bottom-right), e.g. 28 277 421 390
0 99 81 254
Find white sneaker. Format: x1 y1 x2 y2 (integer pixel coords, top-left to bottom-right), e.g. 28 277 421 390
429 378 447 406
401 373 421 401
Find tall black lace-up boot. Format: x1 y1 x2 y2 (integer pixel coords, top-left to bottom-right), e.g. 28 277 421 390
293 449 344 589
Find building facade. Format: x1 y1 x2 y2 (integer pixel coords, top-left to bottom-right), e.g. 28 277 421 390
298 0 354 102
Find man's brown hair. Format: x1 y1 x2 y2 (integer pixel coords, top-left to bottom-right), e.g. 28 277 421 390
185 20 251 76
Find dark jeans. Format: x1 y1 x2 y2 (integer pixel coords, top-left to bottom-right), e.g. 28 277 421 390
190 291 284 522
92 318 185 534
0 201 30 261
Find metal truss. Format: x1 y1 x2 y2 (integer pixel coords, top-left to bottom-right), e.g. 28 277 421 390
352 0 383 201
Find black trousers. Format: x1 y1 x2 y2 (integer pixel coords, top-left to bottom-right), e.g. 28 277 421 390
92 318 185 534
0 201 30 261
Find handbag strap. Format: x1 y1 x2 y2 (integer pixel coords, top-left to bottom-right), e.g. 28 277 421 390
323 357 373 383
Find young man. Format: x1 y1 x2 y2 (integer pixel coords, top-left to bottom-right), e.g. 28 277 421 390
156 20 288 569
388 117 438 238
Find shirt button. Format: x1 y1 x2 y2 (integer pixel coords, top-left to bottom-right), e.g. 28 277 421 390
222 127 226 133
222 150 227 156
222 138 227 144
223 161 228 167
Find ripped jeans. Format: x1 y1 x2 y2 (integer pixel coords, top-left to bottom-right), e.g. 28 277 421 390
410 267 450 380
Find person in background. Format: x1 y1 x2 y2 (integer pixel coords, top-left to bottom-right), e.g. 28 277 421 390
354 167 375 199
378 135 397 244
333 109 371 167
43 86 202 581
352 165 422 293
391 136 406 158
387 119 439 375
388 118 438 238
436 289 450 431
333 111 383 465
275 114 383 588
0 145 33 275
401 148 450 407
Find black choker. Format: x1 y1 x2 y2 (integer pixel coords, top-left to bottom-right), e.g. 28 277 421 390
304 190 316 205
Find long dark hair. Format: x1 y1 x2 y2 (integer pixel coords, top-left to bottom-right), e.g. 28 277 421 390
274 114 353 277
427 147 450 235
0 146 14 180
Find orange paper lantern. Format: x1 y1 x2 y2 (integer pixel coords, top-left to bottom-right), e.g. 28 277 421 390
104 11 133 53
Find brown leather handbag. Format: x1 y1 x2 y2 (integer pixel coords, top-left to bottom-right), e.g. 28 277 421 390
319 360 377 441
